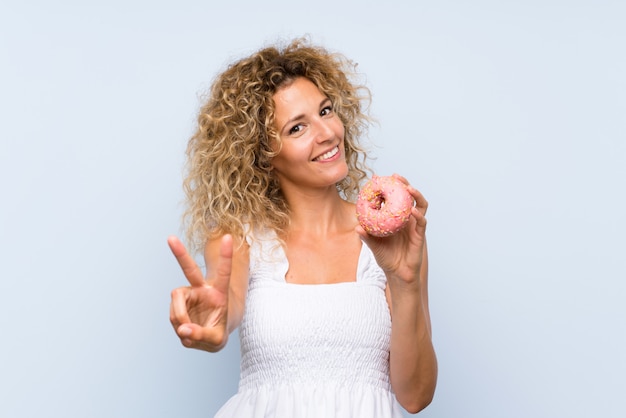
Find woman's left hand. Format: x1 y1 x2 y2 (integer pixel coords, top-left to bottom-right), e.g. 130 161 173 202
356 174 428 285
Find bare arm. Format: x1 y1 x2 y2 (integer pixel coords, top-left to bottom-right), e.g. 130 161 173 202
357 175 438 413
385 241 437 413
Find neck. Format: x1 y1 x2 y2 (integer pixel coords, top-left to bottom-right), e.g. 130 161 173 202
282 186 356 238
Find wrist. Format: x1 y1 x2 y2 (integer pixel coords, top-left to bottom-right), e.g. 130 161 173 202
387 271 421 290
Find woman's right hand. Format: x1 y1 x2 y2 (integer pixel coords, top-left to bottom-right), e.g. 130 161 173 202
168 235 233 352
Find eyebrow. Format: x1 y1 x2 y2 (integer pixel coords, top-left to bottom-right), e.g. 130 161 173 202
280 98 332 133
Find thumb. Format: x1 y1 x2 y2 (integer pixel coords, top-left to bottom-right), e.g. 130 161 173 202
356 224 383 250
177 323 227 350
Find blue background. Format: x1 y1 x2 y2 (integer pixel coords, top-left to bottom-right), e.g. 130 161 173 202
1 1 625 417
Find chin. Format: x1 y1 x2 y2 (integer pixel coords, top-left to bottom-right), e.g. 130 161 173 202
333 166 350 185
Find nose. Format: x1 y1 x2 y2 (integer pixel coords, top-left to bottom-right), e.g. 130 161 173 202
313 118 335 144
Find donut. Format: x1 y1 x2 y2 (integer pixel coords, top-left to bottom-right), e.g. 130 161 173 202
356 175 414 237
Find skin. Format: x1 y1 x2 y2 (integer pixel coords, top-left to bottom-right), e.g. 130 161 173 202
169 76 437 413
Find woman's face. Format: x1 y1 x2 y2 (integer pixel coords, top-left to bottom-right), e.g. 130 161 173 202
271 77 347 192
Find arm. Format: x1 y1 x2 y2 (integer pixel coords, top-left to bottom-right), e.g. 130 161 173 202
357 175 438 413
385 240 437 413
168 234 249 352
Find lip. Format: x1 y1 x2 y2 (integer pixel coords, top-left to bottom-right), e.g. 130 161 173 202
313 145 340 162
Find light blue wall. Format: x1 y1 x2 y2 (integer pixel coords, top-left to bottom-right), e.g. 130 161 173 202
1 1 624 417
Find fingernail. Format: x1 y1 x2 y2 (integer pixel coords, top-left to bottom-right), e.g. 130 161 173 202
178 326 192 337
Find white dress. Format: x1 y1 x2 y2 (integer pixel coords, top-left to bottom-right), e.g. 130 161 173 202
214 231 404 418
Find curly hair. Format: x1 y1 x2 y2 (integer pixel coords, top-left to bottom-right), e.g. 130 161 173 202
183 38 373 253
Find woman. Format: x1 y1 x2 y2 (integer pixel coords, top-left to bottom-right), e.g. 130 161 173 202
168 38 437 417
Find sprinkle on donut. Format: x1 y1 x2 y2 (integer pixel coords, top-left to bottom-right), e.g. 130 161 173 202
356 175 414 237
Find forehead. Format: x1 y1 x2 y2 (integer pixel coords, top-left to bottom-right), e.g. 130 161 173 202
272 78 326 116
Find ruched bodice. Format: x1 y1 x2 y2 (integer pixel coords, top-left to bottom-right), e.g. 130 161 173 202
214 231 403 418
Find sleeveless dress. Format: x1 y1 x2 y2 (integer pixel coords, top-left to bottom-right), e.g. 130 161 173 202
214 231 404 418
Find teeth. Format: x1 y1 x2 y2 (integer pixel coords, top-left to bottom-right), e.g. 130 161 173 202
315 146 338 161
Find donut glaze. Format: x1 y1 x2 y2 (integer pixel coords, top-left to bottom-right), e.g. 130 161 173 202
356 175 414 237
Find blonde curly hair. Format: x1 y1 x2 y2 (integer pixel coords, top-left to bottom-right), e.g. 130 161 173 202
183 38 373 252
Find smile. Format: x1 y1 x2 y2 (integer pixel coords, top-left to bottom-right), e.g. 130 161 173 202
313 146 339 162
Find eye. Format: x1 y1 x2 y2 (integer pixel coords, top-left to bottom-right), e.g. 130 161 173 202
320 105 333 116
288 124 303 135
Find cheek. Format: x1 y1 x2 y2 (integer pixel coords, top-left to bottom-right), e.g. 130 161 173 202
334 119 346 138
271 144 304 171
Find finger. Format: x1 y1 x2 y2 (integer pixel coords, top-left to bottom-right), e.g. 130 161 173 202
392 173 409 185
391 174 427 212
412 206 428 229
177 323 227 351
407 185 428 215
210 234 233 294
167 235 205 287
170 287 191 330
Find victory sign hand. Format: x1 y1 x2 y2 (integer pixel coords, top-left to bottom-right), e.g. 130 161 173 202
168 235 233 352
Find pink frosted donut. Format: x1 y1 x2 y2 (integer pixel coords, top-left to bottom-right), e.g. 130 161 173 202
356 175 414 237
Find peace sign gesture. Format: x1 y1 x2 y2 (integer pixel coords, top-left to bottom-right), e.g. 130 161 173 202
168 235 234 352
